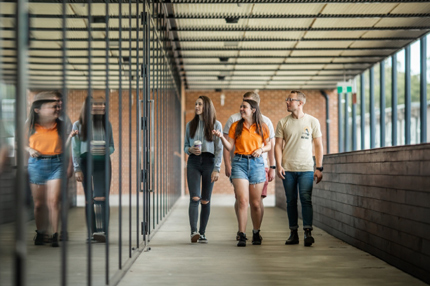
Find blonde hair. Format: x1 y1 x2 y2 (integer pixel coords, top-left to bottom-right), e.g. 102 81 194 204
242 91 260 105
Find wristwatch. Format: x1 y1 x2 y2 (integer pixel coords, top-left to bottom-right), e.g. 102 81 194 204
270 166 276 169
316 167 323 172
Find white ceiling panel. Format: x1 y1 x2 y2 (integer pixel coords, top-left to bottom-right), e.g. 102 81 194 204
322 3 397 15
313 18 380 28
252 4 326 15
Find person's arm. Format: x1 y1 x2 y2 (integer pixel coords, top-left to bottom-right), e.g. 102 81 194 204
212 124 223 173
71 124 83 182
108 122 115 154
251 137 271 157
275 137 285 179
212 130 234 152
211 124 223 182
268 137 276 181
222 135 233 177
313 136 323 184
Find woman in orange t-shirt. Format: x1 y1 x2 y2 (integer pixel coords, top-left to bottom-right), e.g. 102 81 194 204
213 99 271 247
26 91 65 247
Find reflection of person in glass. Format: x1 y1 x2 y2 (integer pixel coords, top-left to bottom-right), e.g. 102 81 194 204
26 92 65 247
72 96 114 243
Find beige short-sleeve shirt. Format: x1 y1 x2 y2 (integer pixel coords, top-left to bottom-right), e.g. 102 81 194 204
275 114 322 172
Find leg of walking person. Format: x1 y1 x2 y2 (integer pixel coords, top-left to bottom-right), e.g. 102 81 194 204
186 155 202 243
46 178 61 247
249 183 263 232
298 171 315 246
259 167 269 225
30 184 48 245
92 159 111 242
80 157 96 240
283 172 300 245
232 179 249 232
198 154 215 242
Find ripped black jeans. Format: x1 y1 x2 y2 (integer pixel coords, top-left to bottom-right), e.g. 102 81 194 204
186 152 215 235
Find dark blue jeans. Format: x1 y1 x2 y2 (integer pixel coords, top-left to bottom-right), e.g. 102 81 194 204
282 171 314 230
186 152 215 235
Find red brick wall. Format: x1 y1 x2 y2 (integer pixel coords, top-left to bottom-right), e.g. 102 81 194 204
185 89 339 195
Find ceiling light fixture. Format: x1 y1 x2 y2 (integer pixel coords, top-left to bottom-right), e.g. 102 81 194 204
225 17 239 24
219 57 229 62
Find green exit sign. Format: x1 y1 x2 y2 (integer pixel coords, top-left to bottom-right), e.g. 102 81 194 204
337 85 352 93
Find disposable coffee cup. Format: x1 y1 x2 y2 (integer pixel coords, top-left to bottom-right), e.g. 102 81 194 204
193 140 202 150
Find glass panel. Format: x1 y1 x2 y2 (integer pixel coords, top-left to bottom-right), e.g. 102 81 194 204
374 63 381 148
410 40 421 145
384 58 393 147
397 49 406 145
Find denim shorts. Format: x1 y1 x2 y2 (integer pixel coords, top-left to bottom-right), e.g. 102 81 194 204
230 154 266 185
28 155 63 185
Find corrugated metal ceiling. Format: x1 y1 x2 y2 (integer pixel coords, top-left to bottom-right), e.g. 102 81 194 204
1 1 430 90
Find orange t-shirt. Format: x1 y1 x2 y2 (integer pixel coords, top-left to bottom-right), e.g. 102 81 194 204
228 121 269 155
28 123 62 155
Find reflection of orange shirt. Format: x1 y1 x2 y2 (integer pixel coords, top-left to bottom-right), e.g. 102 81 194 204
228 121 269 155
29 123 62 155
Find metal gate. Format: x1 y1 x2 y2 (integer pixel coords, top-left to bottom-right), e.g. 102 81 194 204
0 0 182 285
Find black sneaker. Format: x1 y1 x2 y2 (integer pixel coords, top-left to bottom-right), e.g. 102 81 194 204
198 234 208 243
34 230 45 246
51 233 59 247
237 232 247 247
236 231 240 241
252 230 262 245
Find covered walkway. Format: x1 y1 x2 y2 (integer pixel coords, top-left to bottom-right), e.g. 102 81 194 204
119 195 425 286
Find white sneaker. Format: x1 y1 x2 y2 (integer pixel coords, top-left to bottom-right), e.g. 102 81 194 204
191 232 200 243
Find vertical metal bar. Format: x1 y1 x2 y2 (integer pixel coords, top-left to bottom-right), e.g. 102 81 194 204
146 8 152 237
405 45 411 145
360 73 365 150
370 66 375 149
163 13 167 218
86 2 93 285
128 0 132 258
338 92 343 152
118 0 123 269
14 1 28 285
344 92 349 152
352 97 357 151
61 0 68 285
420 36 428 143
104 0 110 283
380 61 386 147
141 1 147 244
156 1 160 226
136 0 140 248
152 1 155 230
392 54 398 146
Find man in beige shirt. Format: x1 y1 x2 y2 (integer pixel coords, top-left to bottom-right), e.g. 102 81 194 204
275 90 323 247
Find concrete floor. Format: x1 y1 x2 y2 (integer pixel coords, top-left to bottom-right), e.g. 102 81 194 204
118 195 426 286
0 195 426 286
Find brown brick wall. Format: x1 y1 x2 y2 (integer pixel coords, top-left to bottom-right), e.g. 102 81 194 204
185 89 339 195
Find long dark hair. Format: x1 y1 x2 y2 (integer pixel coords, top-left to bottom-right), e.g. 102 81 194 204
27 99 62 138
79 95 106 142
189 95 217 142
234 99 265 141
